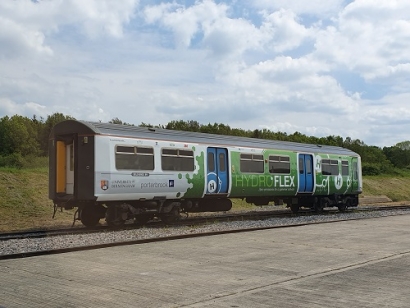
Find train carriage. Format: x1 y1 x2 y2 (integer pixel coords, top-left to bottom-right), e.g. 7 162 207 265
49 120 363 227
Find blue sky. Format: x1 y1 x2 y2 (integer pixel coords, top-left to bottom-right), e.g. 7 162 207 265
0 0 409 147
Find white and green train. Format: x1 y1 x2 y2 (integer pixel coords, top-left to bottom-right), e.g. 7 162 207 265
49 120 362 227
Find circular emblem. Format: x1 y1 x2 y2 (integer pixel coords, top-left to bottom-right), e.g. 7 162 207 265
208 180 217 193
334 174 343 190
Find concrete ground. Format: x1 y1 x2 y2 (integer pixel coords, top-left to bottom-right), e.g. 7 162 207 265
1 214 410 308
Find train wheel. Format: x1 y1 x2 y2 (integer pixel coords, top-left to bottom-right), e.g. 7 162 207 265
338 204 347 212
105 205 126 227
314 203 324 213
338 198 350 212
80 206 100 227
314 199 326 213
160 208 180 224
290 204 299 214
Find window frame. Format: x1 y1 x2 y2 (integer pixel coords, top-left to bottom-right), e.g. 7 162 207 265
115 145 154 171
341 160 349 176
321 159 339 176
161 148 195 171
240 153 264 174
269 155 291 174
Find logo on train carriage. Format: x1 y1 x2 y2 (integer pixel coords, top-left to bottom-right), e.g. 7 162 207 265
101 180 109 190
208 179 218 193
335 174 343 190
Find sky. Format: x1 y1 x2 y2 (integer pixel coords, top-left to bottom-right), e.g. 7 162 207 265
0 0 410 147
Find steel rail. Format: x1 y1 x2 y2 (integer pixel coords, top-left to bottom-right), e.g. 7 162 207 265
1 204 409 242
1 204 409 260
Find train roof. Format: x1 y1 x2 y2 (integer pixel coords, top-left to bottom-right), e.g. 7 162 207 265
51 120 360 157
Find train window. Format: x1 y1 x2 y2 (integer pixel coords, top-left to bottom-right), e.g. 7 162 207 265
322 159 339 175
208 152 215 172
241 154 252 160
137 147 154 155
342 160 349 176
219 153 226 172
299 158 304 174
179 150 193 157
322 159 330 175
240 153 264 173
69 144 74 171
269 155 290 174
117 146 135 154
331 160 339 174
115 146 154 170
353 161 358 180
162 148 194 171
162 149 177 156
306 160 312 174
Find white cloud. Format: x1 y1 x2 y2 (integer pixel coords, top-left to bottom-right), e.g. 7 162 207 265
0 0 139 59
0 16 53 58
314 0 410 84
144 0 228 49
261 9 313 53
67 0 138 38
0 98 48 118
0 0 409 148
252 0 347 16
144 0 263 58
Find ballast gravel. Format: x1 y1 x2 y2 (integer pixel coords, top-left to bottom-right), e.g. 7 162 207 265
1 209 410 256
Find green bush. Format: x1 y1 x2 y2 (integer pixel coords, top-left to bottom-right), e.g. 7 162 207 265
21 156 48 169
0 153 25 168
0 154 48 169
362 163 381 176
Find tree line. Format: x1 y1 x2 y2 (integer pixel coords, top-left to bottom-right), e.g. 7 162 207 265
1 114 409 175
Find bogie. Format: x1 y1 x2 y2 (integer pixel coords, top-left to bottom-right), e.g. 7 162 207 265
105 203 129 227
134 213 155 225
80 204 105 227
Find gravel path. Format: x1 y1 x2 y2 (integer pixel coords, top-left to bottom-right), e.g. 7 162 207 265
1 208 410 256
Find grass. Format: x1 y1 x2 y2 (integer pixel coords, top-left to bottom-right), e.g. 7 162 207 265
1 167 410 232
362 175 410 202
0 168 73 232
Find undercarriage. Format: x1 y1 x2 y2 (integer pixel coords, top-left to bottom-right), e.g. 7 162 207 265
59 198 234 227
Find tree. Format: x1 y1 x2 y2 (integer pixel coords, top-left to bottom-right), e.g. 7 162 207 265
0 115 40 156
166 120 200 131
395 141 410 150
383 144 410 169
38 113 75 155
110 117 134 126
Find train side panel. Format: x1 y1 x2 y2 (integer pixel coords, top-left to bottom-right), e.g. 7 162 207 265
229 148 299 198
227 148 362 206
49 120 363 226
49 132 95 204
313 154 362 196
93 136 206 202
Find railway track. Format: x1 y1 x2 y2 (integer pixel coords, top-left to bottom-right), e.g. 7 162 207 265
0 208 314 241
1 204 410 260
1 204 409 241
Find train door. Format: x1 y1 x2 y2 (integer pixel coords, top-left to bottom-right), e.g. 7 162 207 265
206 147 228 194
298 154 314 193
65 142 74 194
351 157 360 192
56 140 74 195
